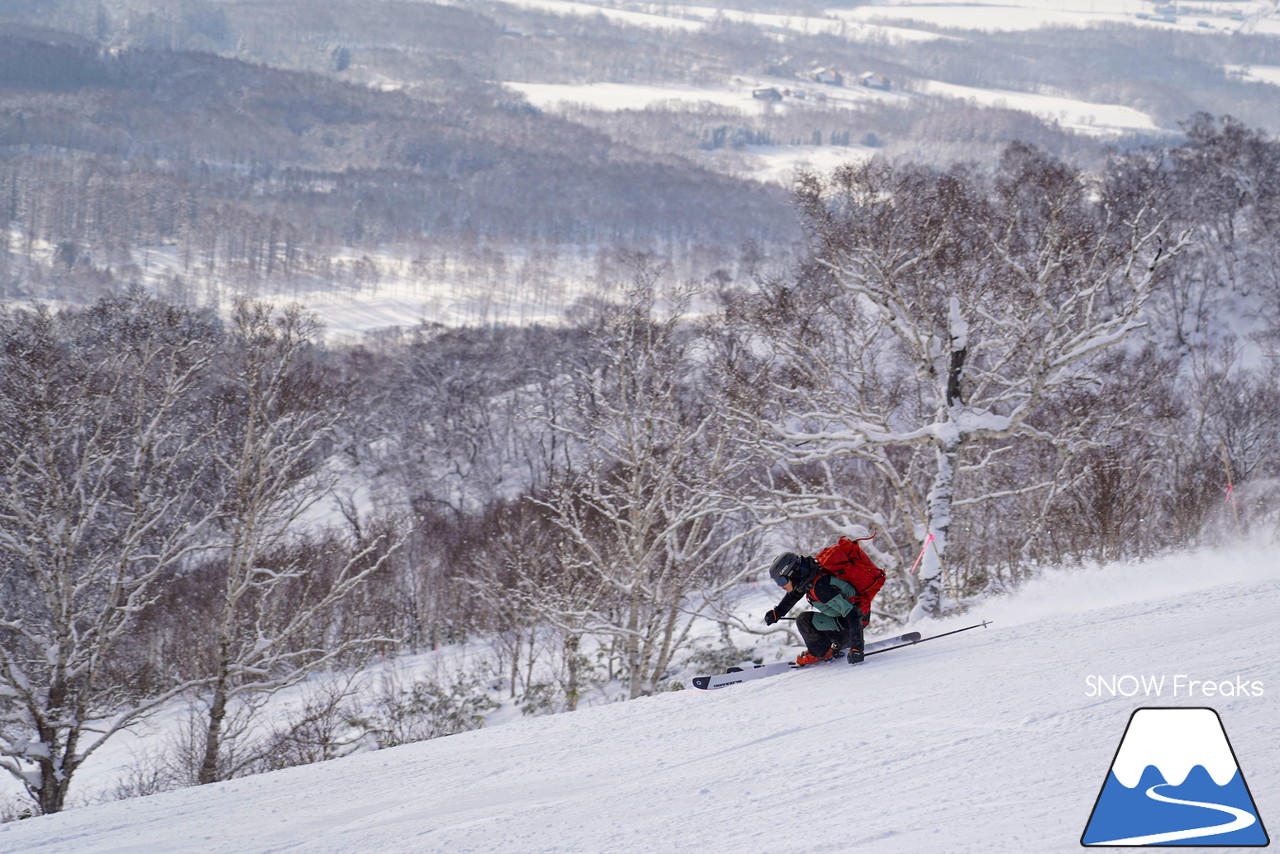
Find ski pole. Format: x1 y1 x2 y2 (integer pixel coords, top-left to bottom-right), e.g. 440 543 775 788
866 620 991 657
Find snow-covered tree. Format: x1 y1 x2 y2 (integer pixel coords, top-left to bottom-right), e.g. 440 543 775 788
532 266 760 699
0 295 220 814
1131 114 1280 359
771 150 1190 619
192 301 398 785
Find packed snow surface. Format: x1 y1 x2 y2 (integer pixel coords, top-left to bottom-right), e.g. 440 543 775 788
2 543 1277 853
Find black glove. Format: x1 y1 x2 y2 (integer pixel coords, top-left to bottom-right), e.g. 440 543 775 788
763 609 779 626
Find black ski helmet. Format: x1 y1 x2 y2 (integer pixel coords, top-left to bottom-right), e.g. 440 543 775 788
769 552 805 587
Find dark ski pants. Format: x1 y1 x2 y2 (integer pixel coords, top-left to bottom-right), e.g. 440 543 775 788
796 611 866 656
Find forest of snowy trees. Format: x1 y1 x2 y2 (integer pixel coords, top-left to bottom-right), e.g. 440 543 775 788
3 114 1279 817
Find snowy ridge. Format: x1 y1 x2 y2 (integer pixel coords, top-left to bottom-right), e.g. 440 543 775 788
1 542 1277 853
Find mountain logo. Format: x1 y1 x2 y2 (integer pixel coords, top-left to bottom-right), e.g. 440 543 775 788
1081 707 1269 847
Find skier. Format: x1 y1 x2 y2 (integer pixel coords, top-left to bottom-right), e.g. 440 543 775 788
764 552 867 666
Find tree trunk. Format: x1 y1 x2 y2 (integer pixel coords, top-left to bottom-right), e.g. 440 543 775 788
34 670 74 814
35 763 69 815
625 588 645 700
508 637 520 699
912 314 967 620
198 659 230 785
32 730 71 816
564 633 582 712
911 436 959 621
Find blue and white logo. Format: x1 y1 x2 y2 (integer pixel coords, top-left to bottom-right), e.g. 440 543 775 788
1082 707 1269 847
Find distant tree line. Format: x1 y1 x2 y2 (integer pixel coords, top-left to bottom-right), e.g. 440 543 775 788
0 29 795 304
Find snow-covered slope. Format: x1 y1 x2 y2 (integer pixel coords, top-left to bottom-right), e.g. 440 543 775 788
2 544 1277 854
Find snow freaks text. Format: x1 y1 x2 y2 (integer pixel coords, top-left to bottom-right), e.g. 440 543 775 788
1085 674 1265 699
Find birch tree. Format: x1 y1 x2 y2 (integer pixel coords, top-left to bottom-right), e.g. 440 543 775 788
0 296 219 814
776 150 1189 619
192 300 397 785
533 268 759 699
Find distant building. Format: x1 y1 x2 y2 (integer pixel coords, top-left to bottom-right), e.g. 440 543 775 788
859 72 891 91
752 87 783 101
810 67 844 86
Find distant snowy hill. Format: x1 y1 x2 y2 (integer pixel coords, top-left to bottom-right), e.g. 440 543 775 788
3 543 1276 854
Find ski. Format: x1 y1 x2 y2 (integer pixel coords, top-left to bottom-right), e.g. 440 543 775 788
689 631 921 691
688 621 991 691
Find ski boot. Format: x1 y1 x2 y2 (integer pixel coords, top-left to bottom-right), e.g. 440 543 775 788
794 648 835 666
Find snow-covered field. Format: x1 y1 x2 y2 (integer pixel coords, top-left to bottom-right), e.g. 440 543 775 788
827 0 1241 33
489 0 1280 37
494 0 1280 194
826 0 1143 33
660 3 952 44
1228 64 1280 86
725 143 876 185
917 80 1161 135
507 73 1159 161
3 541 1276 853
491 0 703 31
505 73 906 117
504 80 773 114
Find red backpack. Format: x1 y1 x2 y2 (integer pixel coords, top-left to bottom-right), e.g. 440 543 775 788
812 534 885 617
